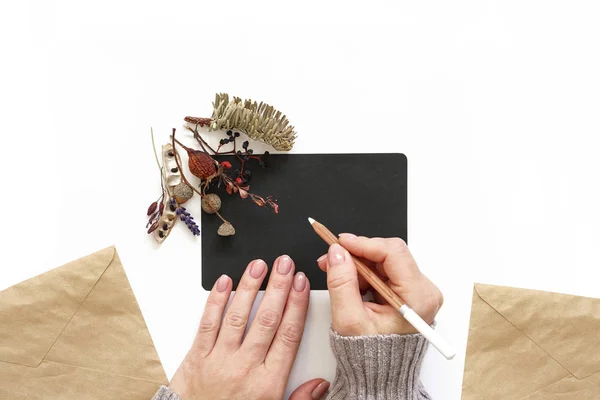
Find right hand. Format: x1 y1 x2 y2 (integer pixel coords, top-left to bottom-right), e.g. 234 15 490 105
317 235 443 336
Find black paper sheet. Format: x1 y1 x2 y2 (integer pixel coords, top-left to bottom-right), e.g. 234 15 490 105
201 153 407 290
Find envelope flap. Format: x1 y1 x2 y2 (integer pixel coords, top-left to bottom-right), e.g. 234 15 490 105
475 284 600 379
522 374 600 400
462 287 569 399
44 250 167 382
0 247 114 366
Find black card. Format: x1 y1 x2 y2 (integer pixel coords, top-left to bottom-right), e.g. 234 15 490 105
201 153 407 290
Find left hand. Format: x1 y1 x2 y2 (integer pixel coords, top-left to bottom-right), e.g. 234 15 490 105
168 256 329 400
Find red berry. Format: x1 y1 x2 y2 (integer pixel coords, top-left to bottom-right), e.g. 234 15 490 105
235 177 243 185
221 161 232 169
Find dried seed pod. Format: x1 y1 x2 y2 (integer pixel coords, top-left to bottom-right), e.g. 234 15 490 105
186 149 217 180
147 201 158 216
147 221 158 234
183 116 212 127
173 182 193 204
217 222 235 236
162 144 182 188
201 193 221 214
154 198 178 243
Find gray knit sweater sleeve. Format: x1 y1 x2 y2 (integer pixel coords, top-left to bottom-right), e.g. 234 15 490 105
326 329 431 400
151 330 430 400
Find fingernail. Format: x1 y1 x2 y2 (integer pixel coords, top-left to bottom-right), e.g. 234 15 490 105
339 233 357 240
216 275 229 292
293 272 307 292
328 244 347 266
250 259 267 279
317 254 327 263
277 255 293 275
312 381 330 399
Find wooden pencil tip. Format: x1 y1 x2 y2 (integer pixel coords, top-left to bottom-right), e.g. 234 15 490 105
308 217 316 225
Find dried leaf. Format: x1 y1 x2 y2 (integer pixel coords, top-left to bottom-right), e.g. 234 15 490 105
239 188 248 199
252 197 266 207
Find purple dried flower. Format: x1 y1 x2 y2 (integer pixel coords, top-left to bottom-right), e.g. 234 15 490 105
176 206 200 236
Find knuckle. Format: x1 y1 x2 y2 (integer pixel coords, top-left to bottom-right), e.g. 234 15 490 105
257 309 280 329
389 237 408 252
224 311 247 330
205 296 223 307
435 288 444 308
230 363 251 379
287 293 307 308
270 278 289 291
278 323 303 348
237 280 256 292
327 274 355 291
198 316 219 333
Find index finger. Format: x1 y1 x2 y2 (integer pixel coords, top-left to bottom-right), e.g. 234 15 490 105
338 235 421 285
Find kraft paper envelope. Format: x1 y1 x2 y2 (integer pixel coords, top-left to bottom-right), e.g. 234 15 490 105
462 284 600 399
0 247 167 399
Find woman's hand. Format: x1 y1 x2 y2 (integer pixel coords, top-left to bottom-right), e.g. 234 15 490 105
317 235 443 336
169 256 329 400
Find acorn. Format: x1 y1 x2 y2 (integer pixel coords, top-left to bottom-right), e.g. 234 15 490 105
173 182 193 204
217 222 235 236
201 193 221 214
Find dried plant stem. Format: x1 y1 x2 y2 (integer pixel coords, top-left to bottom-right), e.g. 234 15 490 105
185 125 256 177
185 125 218 155
151 127 171 196
171 129 229 225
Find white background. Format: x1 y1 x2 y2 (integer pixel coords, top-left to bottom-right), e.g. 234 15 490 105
1 1 600 399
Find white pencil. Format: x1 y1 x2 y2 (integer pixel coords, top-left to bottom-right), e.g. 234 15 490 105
308 217 455 360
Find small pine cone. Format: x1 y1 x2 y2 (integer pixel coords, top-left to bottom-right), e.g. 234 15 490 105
173 182 193 204
217 222 235 236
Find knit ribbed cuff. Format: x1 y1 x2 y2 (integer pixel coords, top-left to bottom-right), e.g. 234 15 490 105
152 386 181 400
327 329 431 400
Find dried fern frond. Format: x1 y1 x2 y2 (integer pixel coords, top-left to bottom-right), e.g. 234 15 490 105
187 93 297 151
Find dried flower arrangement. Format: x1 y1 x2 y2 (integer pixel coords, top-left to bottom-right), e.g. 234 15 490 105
146 94 296 241
184 93 296 151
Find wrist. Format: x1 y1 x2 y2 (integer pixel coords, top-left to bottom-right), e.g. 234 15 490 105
327 329 430 400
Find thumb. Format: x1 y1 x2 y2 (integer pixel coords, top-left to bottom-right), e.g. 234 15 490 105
288 378 329 400
326 244 366 334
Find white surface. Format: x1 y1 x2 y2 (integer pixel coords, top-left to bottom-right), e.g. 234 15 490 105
1 1 600 399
